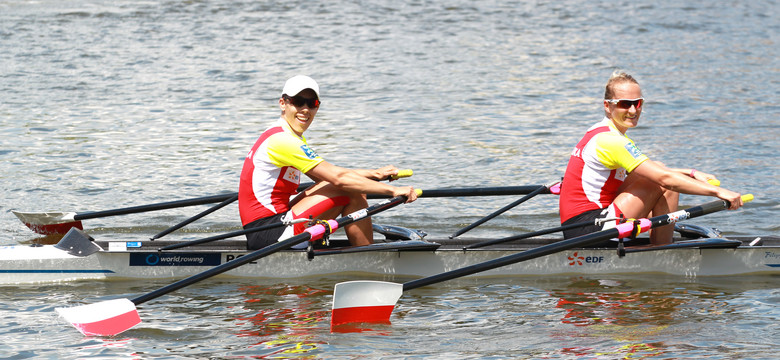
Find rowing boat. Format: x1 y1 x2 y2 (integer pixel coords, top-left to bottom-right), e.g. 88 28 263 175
1 224 777 285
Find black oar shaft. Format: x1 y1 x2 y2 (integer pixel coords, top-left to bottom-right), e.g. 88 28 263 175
130 194 412 306
50 184 538 224
73 193 238 220
131 231 313 305
151 194 239 240
71 182 318 222
405 228 614 292
157 218 297 251
365 185 548 199
450 185 548 238
403 198 736 292
464 220 593 249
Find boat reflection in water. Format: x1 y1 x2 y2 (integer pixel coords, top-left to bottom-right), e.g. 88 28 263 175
547 276 748 358
231 284 329 357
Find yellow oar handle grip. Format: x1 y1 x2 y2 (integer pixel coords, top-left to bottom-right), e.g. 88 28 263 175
391 169 413 180
742 194 754 203
708 179 721 186
415 189 423 196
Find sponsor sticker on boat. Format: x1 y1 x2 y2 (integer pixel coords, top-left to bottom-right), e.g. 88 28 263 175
108 242 127 251
129 253 221 266
108 242 143 251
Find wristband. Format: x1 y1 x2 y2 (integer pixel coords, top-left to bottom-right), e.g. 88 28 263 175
690 169 696 178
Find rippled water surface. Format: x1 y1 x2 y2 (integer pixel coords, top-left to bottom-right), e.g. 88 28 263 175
1 0 778 358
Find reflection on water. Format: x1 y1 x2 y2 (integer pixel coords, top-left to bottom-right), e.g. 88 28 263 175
553 278 683 327
233 284 328 357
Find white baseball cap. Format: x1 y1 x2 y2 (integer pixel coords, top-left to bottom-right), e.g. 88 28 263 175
282 75 320 98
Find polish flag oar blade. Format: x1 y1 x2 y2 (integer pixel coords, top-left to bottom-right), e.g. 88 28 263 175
56 298 140 337
331 281 403 326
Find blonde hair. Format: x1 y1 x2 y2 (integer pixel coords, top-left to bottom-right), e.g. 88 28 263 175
604 70 639 99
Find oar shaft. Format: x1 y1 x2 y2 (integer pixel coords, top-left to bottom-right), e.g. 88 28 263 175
157 218 304 251
450 184 549 238
71 182 319 222
151 194 239 240
73 193 238 220
405 227 616 291
403 197 744 292
367 185 548 199
131 231 313 305
131 194 412 306
465 220 592 249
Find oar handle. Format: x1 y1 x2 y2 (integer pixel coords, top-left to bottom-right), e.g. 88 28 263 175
391 169 413 180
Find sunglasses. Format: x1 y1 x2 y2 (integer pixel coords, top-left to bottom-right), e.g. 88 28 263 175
606 98 644 109
284 94 320 108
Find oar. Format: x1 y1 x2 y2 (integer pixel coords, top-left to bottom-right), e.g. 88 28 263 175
330 194 753 326
449 181 559 239
149 193 239 241
157 217 309 251
158 185 550 251
12 193 237 235
56 191 418 337
367 185 553 199
463 218 607 250
14 170 414 236
160 185 550 251
462 178 723 247
149 170 413 241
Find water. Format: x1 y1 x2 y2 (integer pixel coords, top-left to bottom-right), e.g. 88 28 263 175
1 0 778 358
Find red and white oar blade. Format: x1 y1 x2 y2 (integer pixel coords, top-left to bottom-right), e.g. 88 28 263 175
331 281 403 326
12 211 83 235
56 298 141 336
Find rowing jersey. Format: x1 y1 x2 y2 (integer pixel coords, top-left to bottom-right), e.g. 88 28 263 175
559 117 648 223
239 118 324 226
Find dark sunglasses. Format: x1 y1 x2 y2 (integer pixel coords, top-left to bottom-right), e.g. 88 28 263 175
606 98 644 109
284 94 320 108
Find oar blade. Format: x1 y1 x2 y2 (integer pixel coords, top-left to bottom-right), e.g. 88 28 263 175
56 298 140 336
331 281 403 326
12 211 82 235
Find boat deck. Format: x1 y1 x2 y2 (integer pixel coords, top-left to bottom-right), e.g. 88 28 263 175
89 235 778 253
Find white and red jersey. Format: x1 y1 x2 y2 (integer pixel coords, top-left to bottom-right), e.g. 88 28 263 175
239 118 324 226
559 117 648 223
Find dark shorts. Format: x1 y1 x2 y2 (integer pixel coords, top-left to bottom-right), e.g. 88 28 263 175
244 213 286 250
562 206 620 248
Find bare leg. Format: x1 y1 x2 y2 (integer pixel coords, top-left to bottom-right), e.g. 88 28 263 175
647 189 678 245
291 182 373 246
341 193 372 246
613 173 679 245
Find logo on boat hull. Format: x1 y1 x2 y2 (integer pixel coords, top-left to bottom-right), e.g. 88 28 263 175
568 252 604 266
129 253 221 266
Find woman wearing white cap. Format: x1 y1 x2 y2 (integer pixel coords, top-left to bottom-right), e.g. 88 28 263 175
238 75 418 250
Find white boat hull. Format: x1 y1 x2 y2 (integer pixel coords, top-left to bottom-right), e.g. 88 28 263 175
1 236 778 285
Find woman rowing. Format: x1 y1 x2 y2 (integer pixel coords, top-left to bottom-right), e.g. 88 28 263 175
238 75 417 250
559 71 743 246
